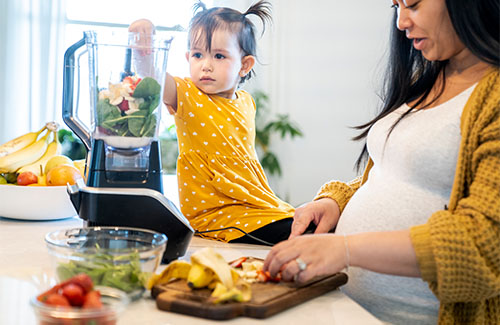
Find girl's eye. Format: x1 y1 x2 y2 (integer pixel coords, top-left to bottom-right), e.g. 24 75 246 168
193 53 202 59
406 2 418 9
214 53 225 59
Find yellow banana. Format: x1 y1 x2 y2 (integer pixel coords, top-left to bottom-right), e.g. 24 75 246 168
17 131 62 176
0 125 47 158
187 263 215 289
0 130 52 173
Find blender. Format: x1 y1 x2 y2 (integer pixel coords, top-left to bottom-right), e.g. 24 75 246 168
62 30 193 263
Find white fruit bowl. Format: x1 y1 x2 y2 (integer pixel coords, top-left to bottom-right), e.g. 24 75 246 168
0 184 77 220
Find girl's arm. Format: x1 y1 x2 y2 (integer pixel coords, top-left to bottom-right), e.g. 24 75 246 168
163 73 177 114
129 19 177 113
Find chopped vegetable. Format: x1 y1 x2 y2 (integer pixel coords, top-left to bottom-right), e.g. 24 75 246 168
56 250 147 293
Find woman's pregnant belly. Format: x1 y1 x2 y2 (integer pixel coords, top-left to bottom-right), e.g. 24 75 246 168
335 168 441 324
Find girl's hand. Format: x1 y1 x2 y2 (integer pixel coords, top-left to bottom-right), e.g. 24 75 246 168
129 19 155 56
289 198 340 239
263 234 346 283
128 19 155 35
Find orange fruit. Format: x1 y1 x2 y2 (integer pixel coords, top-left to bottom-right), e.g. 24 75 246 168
46 164 82 186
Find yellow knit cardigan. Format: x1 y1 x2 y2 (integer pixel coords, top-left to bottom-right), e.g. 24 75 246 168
315 69 500 324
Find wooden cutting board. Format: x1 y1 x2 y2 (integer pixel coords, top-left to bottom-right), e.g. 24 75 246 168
152 272 348 320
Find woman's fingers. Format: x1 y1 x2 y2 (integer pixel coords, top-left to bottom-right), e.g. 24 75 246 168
314 216 336 234
265 235 345 284
289 199 340 238
280 257 313 282
289 204 315 238
263 239 298 276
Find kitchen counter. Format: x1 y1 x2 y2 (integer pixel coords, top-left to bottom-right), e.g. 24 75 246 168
0 217 383 325
0 177 382 324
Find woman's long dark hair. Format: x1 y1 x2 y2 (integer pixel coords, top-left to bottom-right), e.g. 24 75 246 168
353 0 500 171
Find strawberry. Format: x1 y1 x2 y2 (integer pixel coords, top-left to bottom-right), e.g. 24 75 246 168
44 293 71 307
62 283 85 307
118 99 130 111
82 290 103 309
229 256 247 268
256 270 281 283
123 76 141 91
67 273 93 294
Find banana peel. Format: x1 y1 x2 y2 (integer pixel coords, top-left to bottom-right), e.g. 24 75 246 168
209 281 252 304
148 248 252 304
190 247 235 289
146 260 191 290
187 263 215 289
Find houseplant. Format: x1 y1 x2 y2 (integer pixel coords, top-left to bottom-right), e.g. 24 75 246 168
253 90 303 176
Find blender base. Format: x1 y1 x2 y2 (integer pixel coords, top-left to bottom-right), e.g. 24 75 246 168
68 180 194 263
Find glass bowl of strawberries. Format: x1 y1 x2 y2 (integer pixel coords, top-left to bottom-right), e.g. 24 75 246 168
30 273 129 325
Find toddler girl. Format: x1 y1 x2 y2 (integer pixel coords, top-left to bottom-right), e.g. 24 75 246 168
130 1 294 244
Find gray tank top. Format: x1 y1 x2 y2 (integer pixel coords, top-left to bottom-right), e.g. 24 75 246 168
336 84 476 324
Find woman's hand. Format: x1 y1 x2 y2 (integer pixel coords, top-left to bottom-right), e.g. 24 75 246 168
289 198 341 238
263 234 346 283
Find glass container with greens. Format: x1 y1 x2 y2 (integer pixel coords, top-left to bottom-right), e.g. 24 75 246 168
45 227 167 299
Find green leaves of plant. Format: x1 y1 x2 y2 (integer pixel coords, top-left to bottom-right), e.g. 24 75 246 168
254 90 303 176
132 77 161 98
97 98 121 125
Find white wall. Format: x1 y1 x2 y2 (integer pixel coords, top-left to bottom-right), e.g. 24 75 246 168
0 0 393 208
240 1 393 205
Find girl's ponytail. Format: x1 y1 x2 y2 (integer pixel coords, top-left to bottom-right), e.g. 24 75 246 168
192 1 207 15
243 1 272 35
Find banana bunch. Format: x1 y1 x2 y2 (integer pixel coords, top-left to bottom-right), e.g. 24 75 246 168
148 247 251 304
0 122 60 175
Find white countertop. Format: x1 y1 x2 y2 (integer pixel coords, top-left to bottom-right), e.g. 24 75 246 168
0 177 382 324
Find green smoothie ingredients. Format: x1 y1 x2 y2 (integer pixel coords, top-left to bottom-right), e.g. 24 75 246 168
97 76 161 137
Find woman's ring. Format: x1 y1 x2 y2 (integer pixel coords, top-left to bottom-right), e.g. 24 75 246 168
296 257 307 271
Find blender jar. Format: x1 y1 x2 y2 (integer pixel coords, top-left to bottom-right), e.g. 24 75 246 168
86 30 170 149
63 30 172 184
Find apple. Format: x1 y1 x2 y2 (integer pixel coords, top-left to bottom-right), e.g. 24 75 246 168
17 171 38 186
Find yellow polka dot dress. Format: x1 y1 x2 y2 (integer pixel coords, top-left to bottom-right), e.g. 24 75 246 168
172 77 294 242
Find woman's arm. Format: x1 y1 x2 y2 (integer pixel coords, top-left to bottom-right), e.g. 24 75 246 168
264 229 420 282
349 230 420 277
410 70 500 303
